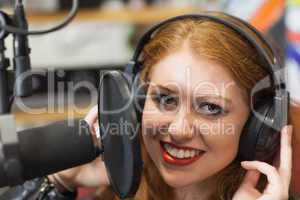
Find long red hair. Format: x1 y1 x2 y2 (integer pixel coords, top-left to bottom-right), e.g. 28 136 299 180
96 11 272 200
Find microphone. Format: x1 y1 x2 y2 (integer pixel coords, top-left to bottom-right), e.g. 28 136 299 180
0 117 98 187
0 70 144 199
98 70 144 199
13 0 32 97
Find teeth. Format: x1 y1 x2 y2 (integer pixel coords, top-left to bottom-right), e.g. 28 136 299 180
163 144 202 159
190 150 195 157
170 148 178 157
184 150 190 158
178 150 184 158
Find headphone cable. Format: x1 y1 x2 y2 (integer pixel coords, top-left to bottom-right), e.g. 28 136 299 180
0 0 79 35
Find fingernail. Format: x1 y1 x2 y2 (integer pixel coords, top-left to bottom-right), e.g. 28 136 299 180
284 125 293 135
282 125 288 134
96 128 101 139
241 161 248 165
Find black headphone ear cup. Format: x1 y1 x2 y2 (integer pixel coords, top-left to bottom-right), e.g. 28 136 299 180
255 105 281 162
238 101 280 162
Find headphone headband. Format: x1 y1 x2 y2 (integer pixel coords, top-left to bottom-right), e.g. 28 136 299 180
97 13 289 198
127 12 288 131
130 13 284 91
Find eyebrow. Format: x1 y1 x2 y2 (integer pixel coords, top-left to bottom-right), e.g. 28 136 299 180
151 84 233 104
194 95 233 106
149 84 179 94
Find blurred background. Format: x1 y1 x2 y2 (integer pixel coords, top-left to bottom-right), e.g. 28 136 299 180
0 0 298 126
0 0 299 198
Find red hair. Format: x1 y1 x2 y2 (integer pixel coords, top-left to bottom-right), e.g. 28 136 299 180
96 11 271 200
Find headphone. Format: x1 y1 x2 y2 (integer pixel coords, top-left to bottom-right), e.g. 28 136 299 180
98 12 289 199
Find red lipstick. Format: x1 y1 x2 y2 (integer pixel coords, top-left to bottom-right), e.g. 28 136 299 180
160 141 205 166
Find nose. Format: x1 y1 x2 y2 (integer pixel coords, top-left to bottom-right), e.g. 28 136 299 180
167 111 194 144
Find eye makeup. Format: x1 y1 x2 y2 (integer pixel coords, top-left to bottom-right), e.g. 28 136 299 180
150 89 179 112
193 96 230 117
148 84 231 117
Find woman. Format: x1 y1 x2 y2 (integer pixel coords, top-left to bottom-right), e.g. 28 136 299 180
52 12 293 200
1 12 293 200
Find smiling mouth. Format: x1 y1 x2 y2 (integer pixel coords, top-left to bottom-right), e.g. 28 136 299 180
159 141 206 166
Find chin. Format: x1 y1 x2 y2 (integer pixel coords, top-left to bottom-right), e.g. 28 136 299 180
163 175 189 188
158 167 196 188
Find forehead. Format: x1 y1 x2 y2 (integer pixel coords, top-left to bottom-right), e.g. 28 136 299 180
149 47 241 96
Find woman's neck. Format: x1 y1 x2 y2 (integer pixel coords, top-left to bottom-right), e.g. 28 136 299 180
290 103 300 194
173 176 217 200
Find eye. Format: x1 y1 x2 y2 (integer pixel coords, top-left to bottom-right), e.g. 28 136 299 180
195 102 225 116
152 93 179 111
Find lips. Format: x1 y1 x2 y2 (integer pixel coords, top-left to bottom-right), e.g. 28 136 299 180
160 141 205 166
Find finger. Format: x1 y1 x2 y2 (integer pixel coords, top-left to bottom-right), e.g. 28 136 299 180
279 125 293 186
84 106 99 145
84 106 98 126
240 169 260 187
241 161 281 188
257 196 273 200
94 123 101 140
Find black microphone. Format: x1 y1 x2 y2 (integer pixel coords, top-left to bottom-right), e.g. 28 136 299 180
13 0 32 97
0 69 144 199
0 119 98 187
98 71 144 199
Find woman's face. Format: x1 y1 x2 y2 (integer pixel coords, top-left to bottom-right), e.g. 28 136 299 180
141 46 249 188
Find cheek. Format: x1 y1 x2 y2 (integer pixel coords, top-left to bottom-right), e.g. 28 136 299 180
193 124 243 182
142 95 160 121
141 120 163 172
205 134 240 162
141 132 155 159
202 113 248 160
141 105 163 166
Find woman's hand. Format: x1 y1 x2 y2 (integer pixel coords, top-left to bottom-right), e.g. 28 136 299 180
233 125 293 200
49 106 110 191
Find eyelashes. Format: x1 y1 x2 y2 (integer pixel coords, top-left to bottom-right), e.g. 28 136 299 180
194 102 226 116
151 92 179 111
151 92 228 117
